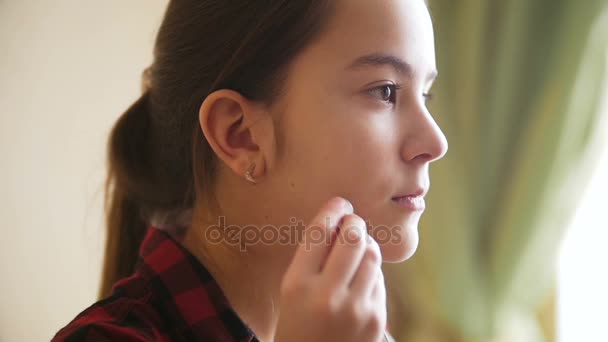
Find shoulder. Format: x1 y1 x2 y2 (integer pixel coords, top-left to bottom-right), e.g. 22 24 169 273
52 321 154 342
53 276 167 341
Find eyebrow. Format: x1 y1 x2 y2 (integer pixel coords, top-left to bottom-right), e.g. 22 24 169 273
345 53 438 82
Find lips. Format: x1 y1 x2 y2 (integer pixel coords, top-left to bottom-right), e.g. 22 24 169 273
391 187 427 211
391 187 426 200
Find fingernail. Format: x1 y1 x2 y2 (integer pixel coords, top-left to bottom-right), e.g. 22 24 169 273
343 198 354 213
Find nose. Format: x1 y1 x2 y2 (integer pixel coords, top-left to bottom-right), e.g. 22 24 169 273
400 106 448 164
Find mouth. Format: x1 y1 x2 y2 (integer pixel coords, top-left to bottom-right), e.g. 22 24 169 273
391 188 427 211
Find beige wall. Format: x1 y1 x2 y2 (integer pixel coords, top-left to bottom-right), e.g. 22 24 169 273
0 1 168 340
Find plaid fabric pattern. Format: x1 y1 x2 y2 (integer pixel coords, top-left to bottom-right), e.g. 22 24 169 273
53 226 258 342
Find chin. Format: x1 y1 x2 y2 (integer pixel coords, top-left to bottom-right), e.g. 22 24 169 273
374 223 420 263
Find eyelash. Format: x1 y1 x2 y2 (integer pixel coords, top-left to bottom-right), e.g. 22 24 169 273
368 83 434 105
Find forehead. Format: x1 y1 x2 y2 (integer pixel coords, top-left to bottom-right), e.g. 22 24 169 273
291 0 436 81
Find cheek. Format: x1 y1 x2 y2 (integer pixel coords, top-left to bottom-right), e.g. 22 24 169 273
274 103 419 262
282 102 399 207
335 122 399 215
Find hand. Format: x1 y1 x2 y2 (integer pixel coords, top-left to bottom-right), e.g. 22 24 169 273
274 197 387 342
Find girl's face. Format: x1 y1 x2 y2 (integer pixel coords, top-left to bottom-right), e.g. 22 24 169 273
261 0 447 262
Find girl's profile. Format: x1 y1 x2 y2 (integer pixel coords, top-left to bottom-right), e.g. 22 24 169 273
53 0 447 341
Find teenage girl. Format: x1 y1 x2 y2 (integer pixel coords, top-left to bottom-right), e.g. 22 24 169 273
54 0 447 340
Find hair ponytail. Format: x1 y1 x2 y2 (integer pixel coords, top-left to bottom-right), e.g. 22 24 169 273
99 92 153 298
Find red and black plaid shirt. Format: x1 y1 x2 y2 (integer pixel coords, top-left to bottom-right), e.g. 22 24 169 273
53 226 259 341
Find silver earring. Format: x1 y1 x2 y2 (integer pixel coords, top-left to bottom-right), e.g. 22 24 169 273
245 162 257 184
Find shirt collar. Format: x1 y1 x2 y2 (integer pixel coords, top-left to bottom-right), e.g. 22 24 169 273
137 226 259 341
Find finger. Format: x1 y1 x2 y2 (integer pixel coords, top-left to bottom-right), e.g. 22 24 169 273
321 214 368 287
371 268 386 305
366 272 387 341
349 237 382 298
360 274 387 342
288 196 354 277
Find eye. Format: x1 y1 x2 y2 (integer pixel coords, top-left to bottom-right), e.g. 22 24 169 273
368 83 401 105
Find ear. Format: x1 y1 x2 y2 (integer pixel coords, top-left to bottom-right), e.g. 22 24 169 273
198 89 272 182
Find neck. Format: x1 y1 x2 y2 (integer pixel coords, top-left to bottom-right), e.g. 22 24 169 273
183 222 288 342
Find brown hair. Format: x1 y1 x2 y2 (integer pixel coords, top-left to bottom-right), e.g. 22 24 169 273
100 0 334 298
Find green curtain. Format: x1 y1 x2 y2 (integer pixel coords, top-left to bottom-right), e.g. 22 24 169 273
384 1 608 341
